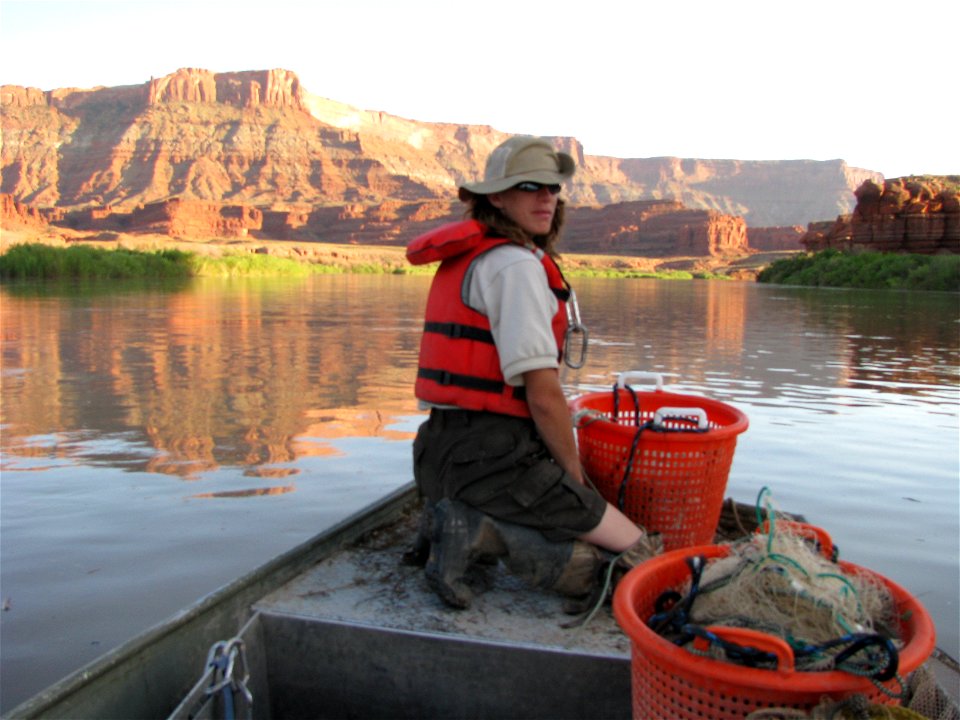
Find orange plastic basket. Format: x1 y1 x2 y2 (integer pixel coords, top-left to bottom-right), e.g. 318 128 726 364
612 544 936 720
570 372 748 550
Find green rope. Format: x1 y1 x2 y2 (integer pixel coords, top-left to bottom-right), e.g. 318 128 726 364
755 486 776 553
563 544 629 635
762 551 811 577
816 572 867 630
869 672 905 701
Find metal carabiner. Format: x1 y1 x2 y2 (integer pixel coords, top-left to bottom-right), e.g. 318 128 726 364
206 637 253 707
563 289 589 369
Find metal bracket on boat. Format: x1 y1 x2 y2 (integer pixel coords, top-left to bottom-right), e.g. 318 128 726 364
564 289 589 369
205 637 253 717
167 615 260 720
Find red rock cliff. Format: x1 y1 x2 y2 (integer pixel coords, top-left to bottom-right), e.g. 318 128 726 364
801 177 960 254
3 192 751 259
747 226 805 251
1 193 47 226
563 201 747 257
0 85 48 108
131 198 263 238
2 69 881 228
147 68 304 110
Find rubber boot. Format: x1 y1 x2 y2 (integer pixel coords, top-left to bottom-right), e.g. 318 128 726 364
423 500 604 611
553 541 606 597
609 529 664 588
616 529 664 570
555 530 666 621
401 499 435 567
494 523 603 600
493 527 607 616
552 541 608 615
424 499 508 609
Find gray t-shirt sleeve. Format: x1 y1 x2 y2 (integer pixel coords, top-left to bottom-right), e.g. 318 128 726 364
466 245 559 386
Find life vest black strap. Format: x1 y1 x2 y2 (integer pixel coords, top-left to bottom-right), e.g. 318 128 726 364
418 368 526 401
423 321 495 344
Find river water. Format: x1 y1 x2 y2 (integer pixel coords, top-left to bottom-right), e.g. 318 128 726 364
1 274 957 711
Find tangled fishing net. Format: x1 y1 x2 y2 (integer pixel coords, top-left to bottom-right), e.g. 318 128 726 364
690 523 898 662
745 664 958 720
655 488 901 676
646 488 959 719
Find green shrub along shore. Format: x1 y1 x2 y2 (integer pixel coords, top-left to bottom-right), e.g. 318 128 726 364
0 244 195 280
0 243 957 291
0 243 420 280
757 249 960 291
0 243 719 281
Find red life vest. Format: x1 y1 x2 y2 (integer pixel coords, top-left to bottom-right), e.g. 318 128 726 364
407 220 570 417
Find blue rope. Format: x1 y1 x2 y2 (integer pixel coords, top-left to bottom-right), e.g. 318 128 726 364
680 624 780 668
645 489 901 683
647 555 706 635
612 382 646 512
612 383 708 512
617 421 651 511
209 653 236 720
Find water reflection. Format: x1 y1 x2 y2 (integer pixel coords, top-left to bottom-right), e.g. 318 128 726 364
1 275 430 480
2 278 957 479
571 279 958 409
189 484 298 499
0 274 957 712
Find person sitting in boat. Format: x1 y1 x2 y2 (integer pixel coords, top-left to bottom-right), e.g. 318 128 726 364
405 135 661 611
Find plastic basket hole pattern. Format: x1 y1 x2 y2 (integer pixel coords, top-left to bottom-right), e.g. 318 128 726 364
615 547 932 720
630 645 885 719
632 649 822 720
572 389 747 550
578 434 737 549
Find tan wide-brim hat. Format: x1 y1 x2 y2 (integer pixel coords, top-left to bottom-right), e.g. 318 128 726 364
458 136 576 201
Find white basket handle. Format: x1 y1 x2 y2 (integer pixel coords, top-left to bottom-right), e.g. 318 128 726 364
616 371 663 391
653 407 708 431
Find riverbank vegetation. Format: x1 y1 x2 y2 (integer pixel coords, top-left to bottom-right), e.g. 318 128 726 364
0 244 196 280
3 243 956 291
0 243 414 280
757 249 960 291
565 267 726 280
0 243 726 282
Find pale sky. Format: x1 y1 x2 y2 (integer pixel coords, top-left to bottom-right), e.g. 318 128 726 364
1 0 957 179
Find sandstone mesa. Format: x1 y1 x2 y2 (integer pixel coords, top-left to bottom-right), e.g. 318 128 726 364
1 68 956 261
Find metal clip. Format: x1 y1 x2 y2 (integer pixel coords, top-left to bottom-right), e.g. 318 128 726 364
205 637 253 708
563 289 589 369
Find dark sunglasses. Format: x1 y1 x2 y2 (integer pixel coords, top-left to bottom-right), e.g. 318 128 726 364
513 181 562 195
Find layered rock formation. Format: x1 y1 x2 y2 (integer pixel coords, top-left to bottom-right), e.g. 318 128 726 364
801 177 960 254
147 68 304 110
128 198 263 238
3 194 750 256
563 201 747 256
746 226 806 251
2 67 881 230
1 193 47 228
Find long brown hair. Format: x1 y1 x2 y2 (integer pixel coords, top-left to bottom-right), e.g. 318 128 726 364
465 195 566 258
